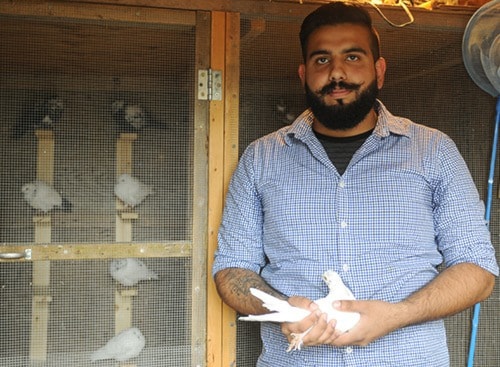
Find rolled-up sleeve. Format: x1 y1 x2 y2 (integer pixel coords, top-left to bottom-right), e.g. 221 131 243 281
433 136 499 275
212 143 266 276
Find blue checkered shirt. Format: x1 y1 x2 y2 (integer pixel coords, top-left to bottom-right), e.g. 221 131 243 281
213 101 499 367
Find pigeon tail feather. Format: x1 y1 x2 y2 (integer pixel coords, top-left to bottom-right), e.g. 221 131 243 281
90 347 108 362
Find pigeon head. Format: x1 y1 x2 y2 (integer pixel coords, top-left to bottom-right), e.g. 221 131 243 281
21 183 37 199
117 173 132 183
124 105 146 130
130 327 145 342
109 259 128 273
322 270 342 288
42 97 64 126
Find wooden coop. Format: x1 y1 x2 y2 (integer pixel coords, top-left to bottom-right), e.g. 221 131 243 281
0 1 498 367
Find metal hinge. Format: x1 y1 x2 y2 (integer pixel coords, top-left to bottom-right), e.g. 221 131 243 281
198 69 222 101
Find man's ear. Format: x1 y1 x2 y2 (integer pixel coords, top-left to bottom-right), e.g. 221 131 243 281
298 64 306 87
375 57 386 89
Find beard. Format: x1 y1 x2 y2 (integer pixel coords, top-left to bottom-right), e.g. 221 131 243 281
305 79 379 131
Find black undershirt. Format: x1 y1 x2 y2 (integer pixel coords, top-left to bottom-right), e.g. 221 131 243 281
314 129 374 175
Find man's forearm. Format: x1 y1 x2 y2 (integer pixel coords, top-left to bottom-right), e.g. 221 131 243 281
398 263 495 328
329 262 495 347
214 267 287 315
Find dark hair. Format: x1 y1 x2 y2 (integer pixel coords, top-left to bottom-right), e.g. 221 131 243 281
299 2 381 62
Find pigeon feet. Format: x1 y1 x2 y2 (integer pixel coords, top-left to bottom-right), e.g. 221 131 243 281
286 326 313 352
287 333 305 352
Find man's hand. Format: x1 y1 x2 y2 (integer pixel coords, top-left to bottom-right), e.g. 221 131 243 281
281 298 405 348
280 296 340 348
330 299 406 346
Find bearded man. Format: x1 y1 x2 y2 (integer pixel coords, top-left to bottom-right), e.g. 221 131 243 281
213 3 498 366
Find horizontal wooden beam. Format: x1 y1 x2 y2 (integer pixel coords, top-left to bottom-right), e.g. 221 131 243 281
47 0 477 29
0 242 192 261
0 0 196 25
0 0 477 38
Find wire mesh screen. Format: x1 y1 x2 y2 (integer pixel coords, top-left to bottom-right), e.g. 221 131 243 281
238 8 499 367
0 12 201 367
0 17 195 244
0 258 191 366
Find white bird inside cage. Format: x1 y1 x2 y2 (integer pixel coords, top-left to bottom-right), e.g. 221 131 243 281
114 173 153 208
90 327 145 362
109 258 159 286
21 180 71 213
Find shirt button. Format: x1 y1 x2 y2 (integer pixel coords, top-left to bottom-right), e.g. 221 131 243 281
340 221 348 228
345 346 353 354
342 264 349 272
339 180 345 188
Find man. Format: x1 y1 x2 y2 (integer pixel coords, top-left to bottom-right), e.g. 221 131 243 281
212 2 498 366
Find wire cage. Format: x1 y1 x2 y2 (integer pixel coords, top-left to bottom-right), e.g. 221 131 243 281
0 8 207 367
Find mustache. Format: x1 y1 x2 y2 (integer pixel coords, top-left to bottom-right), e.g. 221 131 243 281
318 80 361 95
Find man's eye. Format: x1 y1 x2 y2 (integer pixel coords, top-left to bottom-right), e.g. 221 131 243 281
346 55 359 61
316 57 329 65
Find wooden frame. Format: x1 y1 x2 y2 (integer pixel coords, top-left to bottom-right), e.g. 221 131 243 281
0 2 212 366
206 10 241 367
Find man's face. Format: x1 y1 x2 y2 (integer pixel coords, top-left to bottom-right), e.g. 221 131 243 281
298 24 386 131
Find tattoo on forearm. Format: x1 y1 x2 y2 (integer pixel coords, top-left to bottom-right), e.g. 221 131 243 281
230 275 264 297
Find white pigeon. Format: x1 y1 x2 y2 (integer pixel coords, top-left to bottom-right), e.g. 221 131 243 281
22 181 71 213
109 258 159 286
240 270 360 351
90 327 145 362
114 173 153 208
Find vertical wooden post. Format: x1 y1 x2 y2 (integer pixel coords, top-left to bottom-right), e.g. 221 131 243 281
222 11 240 367
114 133 138 366
206 11 240 367
193 10 210 367
207 11 226 367
30 130 54 365
115 133 138 243
115 288 138 333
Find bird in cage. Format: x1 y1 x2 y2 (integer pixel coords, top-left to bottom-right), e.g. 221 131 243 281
21 180 72 213
240 270 360 352
276 99 287 114
112 100 149 132
275 98 297 125
109 258 159 286
90 327 146 362
11 95 64 138
114 173 153 208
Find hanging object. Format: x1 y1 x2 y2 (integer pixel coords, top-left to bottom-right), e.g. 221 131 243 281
461 1 500 366
462 0 500 98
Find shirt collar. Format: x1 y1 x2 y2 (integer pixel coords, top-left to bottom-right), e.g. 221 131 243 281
373 100 412 138
285 99 412 146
